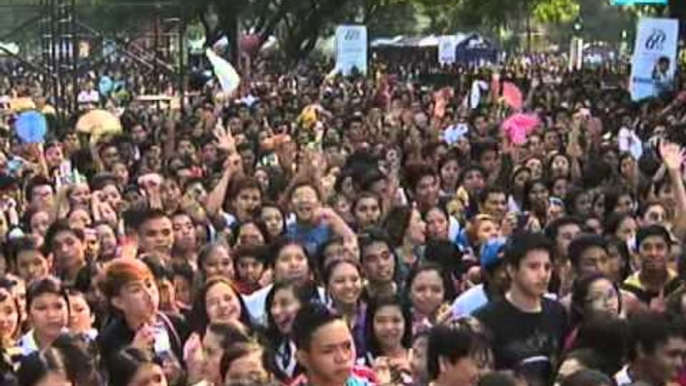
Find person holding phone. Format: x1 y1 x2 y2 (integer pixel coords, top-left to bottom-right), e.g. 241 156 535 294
97 258 189 371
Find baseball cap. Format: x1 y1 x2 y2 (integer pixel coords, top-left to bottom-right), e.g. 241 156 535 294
480 237 507 270
636 225 673 249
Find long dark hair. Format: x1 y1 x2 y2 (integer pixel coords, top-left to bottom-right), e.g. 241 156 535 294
264 280 316 348
605 236 632 282
405 262 455 308
18 333 103 386
322 258 365 307
522 178 549 214
189 277 253 335
570 273 622 327
383 206 413 248
107 347 160 386
364 295 413 359
0 278 21 340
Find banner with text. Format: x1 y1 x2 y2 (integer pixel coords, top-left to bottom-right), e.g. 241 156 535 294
335 25 368 76
630 17 679 101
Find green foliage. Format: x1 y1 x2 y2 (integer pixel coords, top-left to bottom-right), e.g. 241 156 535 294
533 0 580 23
577 0 634 43
362 0 421 36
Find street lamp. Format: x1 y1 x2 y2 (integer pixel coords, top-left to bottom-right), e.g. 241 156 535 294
573 17 583 35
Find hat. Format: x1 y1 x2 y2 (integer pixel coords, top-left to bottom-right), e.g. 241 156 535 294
480 237 507 269
636 225 673 249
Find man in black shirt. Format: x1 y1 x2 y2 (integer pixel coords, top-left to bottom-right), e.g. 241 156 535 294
475 232 568 386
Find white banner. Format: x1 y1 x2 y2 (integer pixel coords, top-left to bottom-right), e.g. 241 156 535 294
438 36 457 65
335 25 368 76
630 17 679 101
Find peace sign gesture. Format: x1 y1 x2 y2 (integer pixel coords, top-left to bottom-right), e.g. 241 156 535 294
213 119 236 154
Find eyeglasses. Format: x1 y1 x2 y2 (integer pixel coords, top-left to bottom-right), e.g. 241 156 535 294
585 288 618 306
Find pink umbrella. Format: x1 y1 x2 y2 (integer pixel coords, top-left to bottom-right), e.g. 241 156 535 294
502 81 523 110
502 113 541 145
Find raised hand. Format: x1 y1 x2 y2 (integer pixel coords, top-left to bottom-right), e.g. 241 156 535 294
213 120 236 154
183 333 205 384
372 357 393 386
132 324 155 352
660 141 685 172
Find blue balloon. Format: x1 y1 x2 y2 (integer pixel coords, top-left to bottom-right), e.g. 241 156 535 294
15 111 47 143
99 76 114 95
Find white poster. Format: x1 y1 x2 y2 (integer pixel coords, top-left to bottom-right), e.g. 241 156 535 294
438 36 457 65
335 25 368 76
630 17 679 101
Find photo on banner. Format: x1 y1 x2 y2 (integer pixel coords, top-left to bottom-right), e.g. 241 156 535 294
629 17 679 101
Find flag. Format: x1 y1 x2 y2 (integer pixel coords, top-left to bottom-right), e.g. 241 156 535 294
206 48 241 95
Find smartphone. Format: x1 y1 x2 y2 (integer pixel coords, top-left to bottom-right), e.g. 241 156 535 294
6 158 25 174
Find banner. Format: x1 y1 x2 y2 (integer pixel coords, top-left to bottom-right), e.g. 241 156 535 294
612 0 666 5
630 17 679 101
438 36 457 65
335 25 368 76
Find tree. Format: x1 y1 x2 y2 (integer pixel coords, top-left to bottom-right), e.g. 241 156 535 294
188 0 363 64
358 0 420 36
533 0 580 23
276 0 359 63
577 0 634 44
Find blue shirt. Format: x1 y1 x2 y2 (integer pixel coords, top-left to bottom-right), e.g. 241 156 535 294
286 222 331 257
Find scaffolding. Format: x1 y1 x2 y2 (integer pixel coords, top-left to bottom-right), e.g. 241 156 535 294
0 0 187 121
40 0 78 115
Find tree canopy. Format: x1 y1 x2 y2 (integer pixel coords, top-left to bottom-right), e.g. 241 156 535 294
3 0 681 63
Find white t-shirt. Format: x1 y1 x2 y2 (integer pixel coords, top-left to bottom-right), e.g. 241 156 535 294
77 89 99 105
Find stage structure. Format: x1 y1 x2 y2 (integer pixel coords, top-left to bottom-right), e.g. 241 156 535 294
0 0 187 120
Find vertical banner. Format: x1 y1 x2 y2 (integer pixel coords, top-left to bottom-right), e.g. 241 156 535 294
438 36 457 65
335 25 368 76
630 17 679 101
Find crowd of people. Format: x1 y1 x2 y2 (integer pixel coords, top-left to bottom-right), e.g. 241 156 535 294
0 45 686 386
